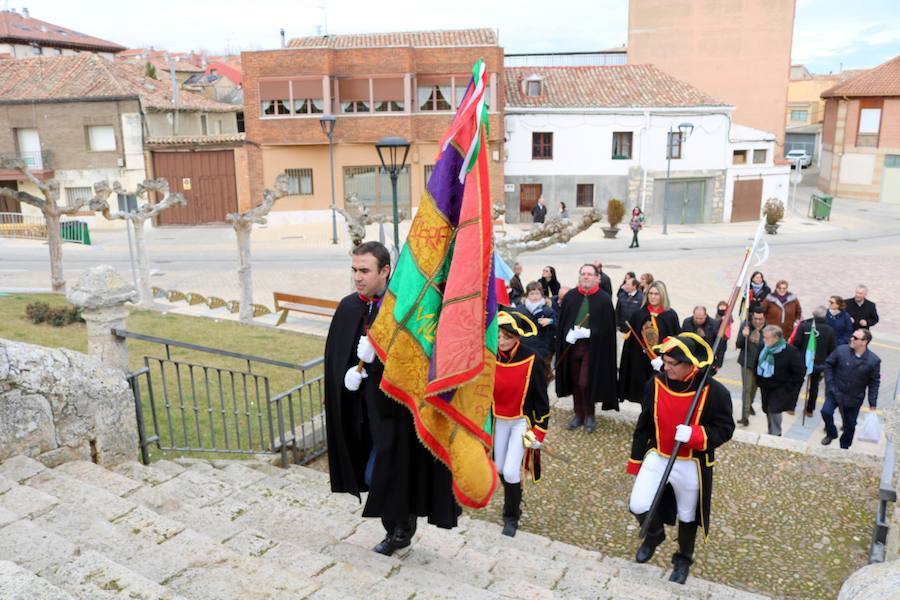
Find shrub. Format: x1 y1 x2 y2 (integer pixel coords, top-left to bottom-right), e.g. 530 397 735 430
763 197 785 225
25 302 50 324
606 198 625 228
25 302 83 327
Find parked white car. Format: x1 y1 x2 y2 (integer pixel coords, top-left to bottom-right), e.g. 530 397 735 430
785 149 812 168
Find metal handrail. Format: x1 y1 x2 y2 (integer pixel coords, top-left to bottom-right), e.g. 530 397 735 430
869 373 898 563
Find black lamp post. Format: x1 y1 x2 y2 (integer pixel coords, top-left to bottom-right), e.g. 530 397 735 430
374 136 410 251
319 115 338 245
661 122 695 235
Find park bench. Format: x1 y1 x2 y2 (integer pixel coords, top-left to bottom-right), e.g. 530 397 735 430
273 292 339 326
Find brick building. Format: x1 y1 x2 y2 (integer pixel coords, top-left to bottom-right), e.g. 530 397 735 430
241 28 504 223
818 55 900 204
0 8 125 60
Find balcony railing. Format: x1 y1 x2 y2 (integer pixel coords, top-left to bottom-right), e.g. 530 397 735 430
0 150 52 170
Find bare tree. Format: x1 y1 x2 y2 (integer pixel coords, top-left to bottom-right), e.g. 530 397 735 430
226 174 289 323
0 157 108 292
91 179 187 308
493 208 604 264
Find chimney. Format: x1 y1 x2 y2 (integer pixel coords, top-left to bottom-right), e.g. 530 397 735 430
22 7 30 18
280 28 286 48
165 53 179 105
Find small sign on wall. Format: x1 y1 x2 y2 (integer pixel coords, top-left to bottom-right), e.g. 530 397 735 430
504 183 515 192
182 178 192 190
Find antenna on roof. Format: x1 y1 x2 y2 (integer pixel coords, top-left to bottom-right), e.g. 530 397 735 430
280 28 285 48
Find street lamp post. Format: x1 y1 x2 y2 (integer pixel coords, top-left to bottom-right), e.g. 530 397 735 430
662 122 694 235
374 136 411 252
319 115 338 245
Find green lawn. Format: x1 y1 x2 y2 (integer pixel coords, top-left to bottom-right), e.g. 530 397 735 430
0 293 327 462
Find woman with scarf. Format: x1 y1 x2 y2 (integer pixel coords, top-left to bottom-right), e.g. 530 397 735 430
756 325 805 436
539 265 561 301
619 280 681 403
826 295 854 345
761 279 802 340
629 207 646 248
517 281 557 381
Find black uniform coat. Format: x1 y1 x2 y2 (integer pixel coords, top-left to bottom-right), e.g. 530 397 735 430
618 307 680 402
515 302 557 360
757 344 805 414
629 375 735 537
324 293 459 529
791 317 836 370
554 288 619 410
844 298 879 329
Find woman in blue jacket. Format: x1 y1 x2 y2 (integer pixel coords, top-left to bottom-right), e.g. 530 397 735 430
826 295 853 345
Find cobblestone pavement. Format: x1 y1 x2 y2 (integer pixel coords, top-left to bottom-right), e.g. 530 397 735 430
469 408 879 600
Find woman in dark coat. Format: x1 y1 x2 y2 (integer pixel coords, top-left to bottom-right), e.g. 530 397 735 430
756 325 805 436
826 295 854 345
619 280 680 403
516 281 557 381
539 265 561 301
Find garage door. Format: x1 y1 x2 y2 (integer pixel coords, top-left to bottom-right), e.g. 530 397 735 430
152 150 238 225
881 155 900 205
656 179 706 225
732 179 763 221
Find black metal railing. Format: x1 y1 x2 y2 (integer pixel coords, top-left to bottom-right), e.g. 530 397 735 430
115 328 325 467
870 373 898 563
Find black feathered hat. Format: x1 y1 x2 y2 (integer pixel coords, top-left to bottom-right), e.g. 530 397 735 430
498 309 537 338
652 332 714 368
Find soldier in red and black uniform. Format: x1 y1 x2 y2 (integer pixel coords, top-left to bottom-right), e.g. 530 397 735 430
494 310 550 537
627 332 735 584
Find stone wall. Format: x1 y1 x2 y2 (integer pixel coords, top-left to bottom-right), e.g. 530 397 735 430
0 338 137 468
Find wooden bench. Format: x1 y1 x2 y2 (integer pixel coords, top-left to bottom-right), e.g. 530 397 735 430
273 292 339 326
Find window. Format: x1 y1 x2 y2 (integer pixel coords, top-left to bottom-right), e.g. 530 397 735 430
417 76 452 112
259 80 289 115
732 150 747 165
666 131 683 159
291 79 324 114
87 125 116 151
790 110 808 122
340 79 371 114
576 184 594 208
526 80 541 97
857 106 881 147
373 78 404 112
285 168 313 195
117 193 138 213
885 155 900 168
200 114 208 135
612 132 632 159
259 79 324 116
343 165 411 215
424 164 434 188
64 186 92 209
532 132 553 159
236 111 245 133
753 149 767 164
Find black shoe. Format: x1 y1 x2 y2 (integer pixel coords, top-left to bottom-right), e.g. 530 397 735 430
821 435 836 446
373 517 416 556
501 516 519 537
373 533 399 555
584 416 597 433
635 540 660 563
738 418 749 427
669 561 690 584
566 416 584 430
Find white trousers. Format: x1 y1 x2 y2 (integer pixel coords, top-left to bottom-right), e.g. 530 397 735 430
493 417 528 484
629 450 700 523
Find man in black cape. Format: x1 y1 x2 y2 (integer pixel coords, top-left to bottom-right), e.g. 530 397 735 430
555 263 618 433
323 241 459 556
627 332 735 584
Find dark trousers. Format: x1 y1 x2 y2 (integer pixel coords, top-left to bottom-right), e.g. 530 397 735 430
821 394 861 449
569 342 594 419
630 229 640 247
804 371 822 413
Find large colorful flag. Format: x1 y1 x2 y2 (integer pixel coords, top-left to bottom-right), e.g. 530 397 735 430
804 319 817 376
368 59 498 508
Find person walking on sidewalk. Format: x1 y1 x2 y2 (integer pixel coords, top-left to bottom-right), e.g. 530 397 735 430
821 329 881 449
735 307 766 426
791 306 836 418
629 207 645 248
826 296 854 346
844 285 879 330
761 279 802 340
756 325 805 436
532 196 547 224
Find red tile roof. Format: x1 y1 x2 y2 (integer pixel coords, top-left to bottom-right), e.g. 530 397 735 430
505 65 727 109
0 54 238 112
288 28 497 49
0 10 125 53
822 56 900 98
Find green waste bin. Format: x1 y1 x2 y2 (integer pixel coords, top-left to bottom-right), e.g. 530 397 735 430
811 194 833 221
60 220 91 244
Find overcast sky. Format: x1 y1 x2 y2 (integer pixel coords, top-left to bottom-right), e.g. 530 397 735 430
17 0 900 74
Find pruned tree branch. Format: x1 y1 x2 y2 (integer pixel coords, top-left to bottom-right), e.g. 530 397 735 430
495 209 603 263
226 173 289 227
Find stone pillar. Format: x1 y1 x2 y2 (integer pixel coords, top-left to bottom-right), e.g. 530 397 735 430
66 265 137 373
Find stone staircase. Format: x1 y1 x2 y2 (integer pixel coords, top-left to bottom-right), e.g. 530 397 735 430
0 455 769 599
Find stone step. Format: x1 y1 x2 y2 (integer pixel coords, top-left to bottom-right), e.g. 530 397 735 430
0 560 73 600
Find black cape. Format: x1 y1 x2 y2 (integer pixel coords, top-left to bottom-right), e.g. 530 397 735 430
618 307 680 402
554 288 618 411
324 293 460 528
629 375 735 537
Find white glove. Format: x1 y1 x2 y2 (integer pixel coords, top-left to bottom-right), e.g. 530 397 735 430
574 326 591 340
651 356 664 371
675 424 693 444
357 335 376 363
344 366 367 391
565 329 577 344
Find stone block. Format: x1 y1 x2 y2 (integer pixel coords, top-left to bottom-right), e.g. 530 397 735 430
26 470 135 521
51 549 185 600
488 578 555 599
321 541 400 578
0 560 74 600
390 564 500 599
0 390 56 462
0 480 58 519
0 454 47 483
164 556 319 600
0 520 76 577
114 461 175 487
110 505 185 545
731 430 760 445
54 460 143 497
756 434 808 454
838 559 900 600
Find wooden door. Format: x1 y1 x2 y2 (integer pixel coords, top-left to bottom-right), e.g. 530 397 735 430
152 150 238 225
519 183 542 222
732 179 763 222
0 181 21 213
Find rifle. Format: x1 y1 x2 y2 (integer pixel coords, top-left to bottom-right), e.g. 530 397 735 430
639 219 765 540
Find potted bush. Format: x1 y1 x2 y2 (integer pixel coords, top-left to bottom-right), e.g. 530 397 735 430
763 197 784 234
602 198 625 239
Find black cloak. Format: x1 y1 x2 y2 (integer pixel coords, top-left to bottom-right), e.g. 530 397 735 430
618 307 680 403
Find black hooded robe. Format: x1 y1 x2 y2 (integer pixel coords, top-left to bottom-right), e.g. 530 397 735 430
554 288 619 411
618 307 680 403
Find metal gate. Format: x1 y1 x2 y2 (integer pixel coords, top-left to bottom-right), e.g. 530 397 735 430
119 329 326 467
152 150 238 225
732 179 763 222
659 179 706 225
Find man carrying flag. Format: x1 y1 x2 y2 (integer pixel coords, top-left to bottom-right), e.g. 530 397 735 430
791 306 836 418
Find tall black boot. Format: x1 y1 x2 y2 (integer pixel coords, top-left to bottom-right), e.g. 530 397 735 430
669 520 698 584
502 480 522 537
633 512 665 563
